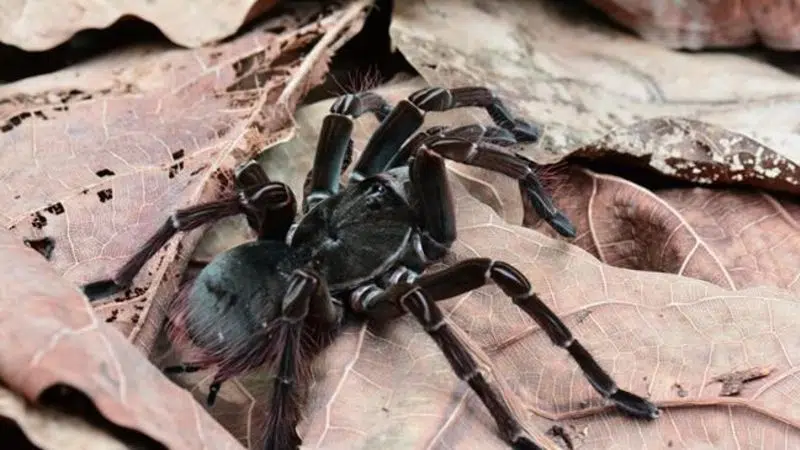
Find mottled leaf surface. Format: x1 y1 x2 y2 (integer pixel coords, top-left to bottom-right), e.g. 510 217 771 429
0 1 370 447
1 0 369 353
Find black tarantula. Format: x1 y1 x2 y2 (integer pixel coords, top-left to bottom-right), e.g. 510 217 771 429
83 86 660 450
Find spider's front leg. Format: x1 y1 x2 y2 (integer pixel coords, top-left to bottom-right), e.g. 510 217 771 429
417 128 576 237
303 91 393 212
351 85 540 180
81 161 296 300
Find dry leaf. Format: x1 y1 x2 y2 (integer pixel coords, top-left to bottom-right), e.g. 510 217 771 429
0 0 282 51
0 228 244 448
0 383 127 450
1 0 370 356
586 0 800 50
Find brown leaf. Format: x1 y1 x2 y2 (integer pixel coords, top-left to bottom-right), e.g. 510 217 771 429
586 0 800 50
1 0 370 355
574 117 800 196
0 0 282 51
0 228 244 448
0 383 127 449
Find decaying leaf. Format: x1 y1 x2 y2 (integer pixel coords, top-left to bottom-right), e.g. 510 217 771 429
711 366 776 397
1 0 370 356
586 0 800 50
0 228 244 448
0 0 282 51
574 117 800 195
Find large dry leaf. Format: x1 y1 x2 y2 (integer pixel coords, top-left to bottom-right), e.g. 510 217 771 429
175 74 800 449
0 0 282 51
0 1 370 447
0 228 243 449
1 0 369 351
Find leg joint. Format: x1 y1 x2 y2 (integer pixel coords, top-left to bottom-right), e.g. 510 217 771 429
408 87 454 112
489 261 532 298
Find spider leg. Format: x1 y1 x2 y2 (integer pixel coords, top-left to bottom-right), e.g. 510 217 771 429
81 162 296 301
163 362 205 374
419 134 575 237
162 362 228 406
304 92 393 212
351 86 539 180
262 268 342 450
384 123 518 171
417 258 661 420
353 260 660 448
353 282 543 449
409 148 457 258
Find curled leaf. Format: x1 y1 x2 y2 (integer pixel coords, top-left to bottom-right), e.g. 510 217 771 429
573 117 800 195
0 228 244 448
0 0 282 51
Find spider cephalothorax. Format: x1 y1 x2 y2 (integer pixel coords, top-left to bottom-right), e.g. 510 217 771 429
83 86 660 450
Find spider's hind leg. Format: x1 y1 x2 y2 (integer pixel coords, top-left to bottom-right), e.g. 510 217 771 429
354 281 543 449
261 268 342 450
415 259 662 420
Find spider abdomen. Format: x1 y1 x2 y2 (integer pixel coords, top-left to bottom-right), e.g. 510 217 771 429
175 240 299 371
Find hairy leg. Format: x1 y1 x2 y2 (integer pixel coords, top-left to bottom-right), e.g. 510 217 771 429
81 161 295 300
351 86 539 180
304 91 393 212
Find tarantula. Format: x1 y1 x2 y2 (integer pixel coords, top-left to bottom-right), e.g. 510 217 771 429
83 86 660 450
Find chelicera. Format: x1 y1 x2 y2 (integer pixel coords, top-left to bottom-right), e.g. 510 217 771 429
83 86 660 449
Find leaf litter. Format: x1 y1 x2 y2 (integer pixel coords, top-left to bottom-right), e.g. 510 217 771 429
391 0 800 295
0 0 370 448
2 0 800 449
